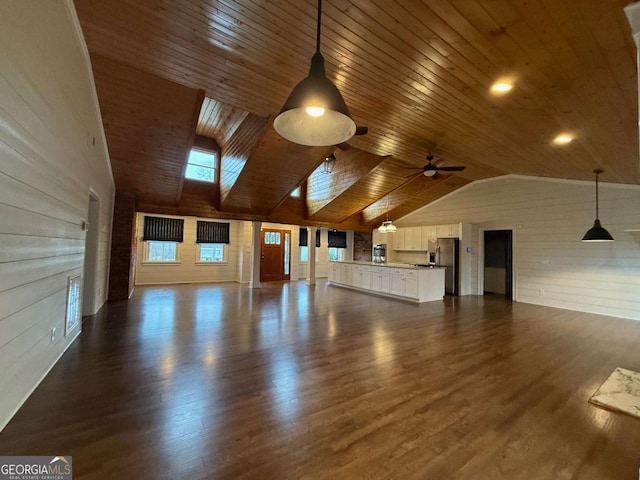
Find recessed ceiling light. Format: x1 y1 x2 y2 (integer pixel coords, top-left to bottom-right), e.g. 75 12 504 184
491 82 513 93
554 134 573 144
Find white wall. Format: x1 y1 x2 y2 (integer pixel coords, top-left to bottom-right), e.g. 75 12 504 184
0 1 115 430
135 216 355 284
397 175 640 320
135 214 246 285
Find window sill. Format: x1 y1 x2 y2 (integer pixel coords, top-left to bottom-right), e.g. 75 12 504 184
195 261 229 266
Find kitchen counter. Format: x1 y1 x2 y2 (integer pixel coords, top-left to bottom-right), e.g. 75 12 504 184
328 261 445 303
340 261 445 270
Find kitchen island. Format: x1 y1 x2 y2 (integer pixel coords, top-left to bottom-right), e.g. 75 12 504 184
328 261 445 303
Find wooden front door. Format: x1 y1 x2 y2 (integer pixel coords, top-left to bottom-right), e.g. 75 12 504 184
260 229 291 282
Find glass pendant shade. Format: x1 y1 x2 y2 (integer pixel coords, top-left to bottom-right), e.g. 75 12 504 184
582 170 613 242
378 220 397 233
273 0 356 146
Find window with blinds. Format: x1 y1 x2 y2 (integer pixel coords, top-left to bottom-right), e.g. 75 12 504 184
299 227 321 247
196 221 230 244
328 230 347 248
143 216 184 242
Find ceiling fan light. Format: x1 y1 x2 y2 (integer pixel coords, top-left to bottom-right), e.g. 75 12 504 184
423 169 437 177
274 51 356 146
582 219 614 242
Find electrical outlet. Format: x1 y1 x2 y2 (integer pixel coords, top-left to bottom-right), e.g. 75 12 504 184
51 327 56 342
539 289 545 296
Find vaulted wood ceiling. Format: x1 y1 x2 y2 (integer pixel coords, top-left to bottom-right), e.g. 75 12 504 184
75 0 639 230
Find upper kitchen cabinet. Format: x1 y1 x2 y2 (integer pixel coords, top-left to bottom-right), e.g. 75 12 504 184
421 226 437 250
436 224 460 239
394 226 423 251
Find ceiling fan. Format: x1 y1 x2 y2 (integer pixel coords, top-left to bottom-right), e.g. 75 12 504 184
406 154 466 178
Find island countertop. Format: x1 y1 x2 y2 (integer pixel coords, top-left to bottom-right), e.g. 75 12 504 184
330 261 445 270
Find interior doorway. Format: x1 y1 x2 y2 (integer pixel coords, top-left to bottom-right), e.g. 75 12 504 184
483 230 513 300
82 192 100 316
260 228 291 282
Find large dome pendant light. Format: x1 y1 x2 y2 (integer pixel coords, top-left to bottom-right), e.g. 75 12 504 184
273 0 356 147
582 169 614 242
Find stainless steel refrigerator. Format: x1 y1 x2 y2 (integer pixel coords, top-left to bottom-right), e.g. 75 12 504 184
437 238 459 295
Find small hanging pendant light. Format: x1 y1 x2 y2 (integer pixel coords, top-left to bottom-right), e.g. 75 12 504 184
273 0 356 146
378 197 397 233
582 169 614 242
321 153 337 174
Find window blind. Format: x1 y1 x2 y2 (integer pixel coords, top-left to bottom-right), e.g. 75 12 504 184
143 216 184 242
328 230 347 248
196 221 230 244
299 227 321 247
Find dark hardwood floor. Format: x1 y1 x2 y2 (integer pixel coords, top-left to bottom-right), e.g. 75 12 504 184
1 281 639 479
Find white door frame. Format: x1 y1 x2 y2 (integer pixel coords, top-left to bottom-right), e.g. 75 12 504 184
82 189 100 316
477 226 517 301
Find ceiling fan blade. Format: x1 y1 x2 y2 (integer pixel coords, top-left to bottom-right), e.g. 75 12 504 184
435 166 465 171
355 126 368 136
337 142 351 150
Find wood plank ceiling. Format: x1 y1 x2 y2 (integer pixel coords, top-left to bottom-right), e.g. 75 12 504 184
75 0 639 230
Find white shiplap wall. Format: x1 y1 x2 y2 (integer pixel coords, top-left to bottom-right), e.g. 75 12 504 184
0 1 115 430
397 175 640 320
134 216 355 285
135 214 247 285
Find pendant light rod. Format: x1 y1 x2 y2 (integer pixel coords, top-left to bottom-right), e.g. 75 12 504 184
316 0 322 53
594 169 602 219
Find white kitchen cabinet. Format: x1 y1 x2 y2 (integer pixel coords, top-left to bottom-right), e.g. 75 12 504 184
340 263 352 286
328 262 336 282
421 226 437 250
370 266 390 293
391 228 405 250
390 272 405 296
390 268 419 297
404 226 422 250
436 223 460 238
393 226 426 251
353 265 371 289
328 262 445 303
404 270 419 298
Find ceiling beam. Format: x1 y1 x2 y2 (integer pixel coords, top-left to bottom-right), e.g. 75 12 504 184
221 121 334 216
306 148 388 219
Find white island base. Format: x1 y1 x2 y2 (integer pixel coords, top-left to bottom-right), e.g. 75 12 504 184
328 261 445 303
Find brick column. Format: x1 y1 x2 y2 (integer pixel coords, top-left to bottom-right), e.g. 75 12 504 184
108 191 136 301
353 231 373 262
